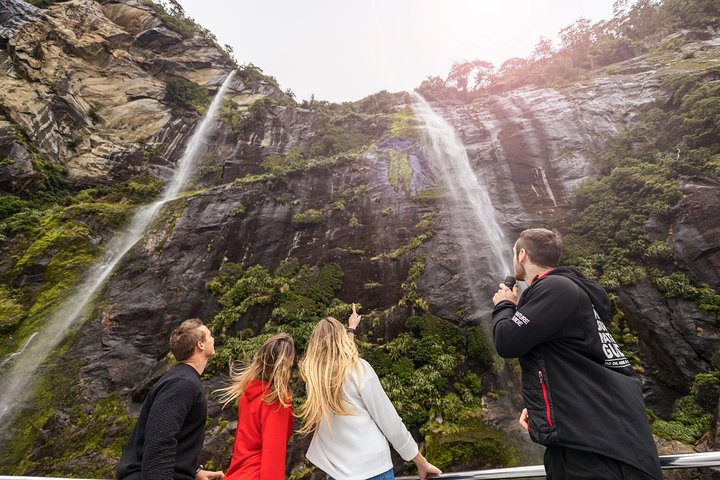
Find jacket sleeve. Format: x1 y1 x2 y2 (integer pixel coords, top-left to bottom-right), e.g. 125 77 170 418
359 362 419 461
259 401 293 480
142 378 197 480
492 277 579 358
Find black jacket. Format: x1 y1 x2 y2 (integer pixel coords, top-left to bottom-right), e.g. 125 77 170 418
493 267 661 479
117 363 207 480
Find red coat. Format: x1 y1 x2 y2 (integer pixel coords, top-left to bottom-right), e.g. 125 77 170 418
225 380 293 480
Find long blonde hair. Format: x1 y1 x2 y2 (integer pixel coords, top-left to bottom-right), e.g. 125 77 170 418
216 333 295 408
298 317 359 434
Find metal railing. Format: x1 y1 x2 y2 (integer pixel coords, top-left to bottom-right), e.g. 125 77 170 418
1 452 719 480
395 451 720 479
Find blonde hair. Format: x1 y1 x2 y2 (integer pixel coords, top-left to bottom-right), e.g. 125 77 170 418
298 317 360 435
216 333 295 408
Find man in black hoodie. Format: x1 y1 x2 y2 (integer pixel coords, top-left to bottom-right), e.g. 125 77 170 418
492 228 661 480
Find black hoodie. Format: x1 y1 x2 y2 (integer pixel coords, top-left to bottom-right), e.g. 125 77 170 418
492 267 661 479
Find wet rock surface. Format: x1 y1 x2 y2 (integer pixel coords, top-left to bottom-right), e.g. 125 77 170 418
0 2 719 476
618 279 719 416
671 178 720 288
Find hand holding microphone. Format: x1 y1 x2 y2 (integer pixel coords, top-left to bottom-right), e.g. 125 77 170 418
493 275 519 306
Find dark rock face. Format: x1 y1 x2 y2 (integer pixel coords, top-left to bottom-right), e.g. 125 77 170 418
76 131 436 395
0 119 38 191
434 68 720 432
54 121 442 471
0 0 39 47
2 1 720 476
671 178 720 288
438 69 662 226
618 280 719 416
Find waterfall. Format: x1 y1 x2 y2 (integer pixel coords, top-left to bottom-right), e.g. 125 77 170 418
412 94 512 290
0 70 236 425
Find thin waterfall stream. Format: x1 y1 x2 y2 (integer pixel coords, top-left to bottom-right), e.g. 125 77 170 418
412 94 512 283
413 95 545 464
0 70 236 425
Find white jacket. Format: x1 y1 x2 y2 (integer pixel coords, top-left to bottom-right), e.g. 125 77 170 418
306 358 419 480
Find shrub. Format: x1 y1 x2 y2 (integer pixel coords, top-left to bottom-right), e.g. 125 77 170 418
291 209 324 225
389 107 419 138
262 148 305 175
230 204 246 216
164 76 210 114
0 286 23 331
387 149 412 194
652 395 713 445
0 196 28 222
143 0 197 38
221 97 278 140
650 270 720 317
466 326 495 370
206 259 345 372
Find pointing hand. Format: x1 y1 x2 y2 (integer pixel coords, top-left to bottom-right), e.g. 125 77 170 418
349 303 361 329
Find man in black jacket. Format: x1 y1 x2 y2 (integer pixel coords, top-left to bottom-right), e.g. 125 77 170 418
117 319 225 480
492 228 661 480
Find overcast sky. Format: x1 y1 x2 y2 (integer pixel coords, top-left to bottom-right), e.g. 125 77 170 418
176 0 616 103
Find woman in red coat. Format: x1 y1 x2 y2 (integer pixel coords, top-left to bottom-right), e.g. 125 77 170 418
217 333 295 480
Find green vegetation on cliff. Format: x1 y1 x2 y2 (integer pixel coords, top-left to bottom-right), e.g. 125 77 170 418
141 0 239 68
0 172 164 355
563 64 720 322
228 91 415 187
372 212 438 261
390 107 420 139
387 149 413 194
164 75 210 115
206 259 345 369
205 256 510 473
302 91 403 157
2 355 135 476
651 372 720 444
291 208 324 225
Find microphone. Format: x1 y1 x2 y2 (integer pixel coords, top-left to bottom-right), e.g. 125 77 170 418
503 276 516 289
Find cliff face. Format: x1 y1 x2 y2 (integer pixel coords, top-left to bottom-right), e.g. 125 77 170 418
1 0 719 476
430 50 720 420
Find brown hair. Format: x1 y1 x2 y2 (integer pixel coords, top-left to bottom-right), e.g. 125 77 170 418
515 228 563 268
170 318 206 362
216 333 295 408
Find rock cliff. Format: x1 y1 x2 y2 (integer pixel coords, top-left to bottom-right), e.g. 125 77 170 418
1 0 719 477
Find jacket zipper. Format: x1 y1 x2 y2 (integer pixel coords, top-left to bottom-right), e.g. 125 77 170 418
538 369 553 426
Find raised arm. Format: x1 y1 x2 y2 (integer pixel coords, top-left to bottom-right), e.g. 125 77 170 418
347 303 361 339
492 278 578 357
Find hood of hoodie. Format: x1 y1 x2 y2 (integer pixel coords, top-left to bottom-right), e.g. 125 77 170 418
548 267 612 321
243 379 270 402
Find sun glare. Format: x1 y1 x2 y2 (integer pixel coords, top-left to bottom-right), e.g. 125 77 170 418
175 0 615 101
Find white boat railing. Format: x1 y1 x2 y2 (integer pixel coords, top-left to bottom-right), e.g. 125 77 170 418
1 451 720 480
394 451 720 479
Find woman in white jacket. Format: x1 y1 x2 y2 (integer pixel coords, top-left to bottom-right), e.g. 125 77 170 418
299 306 441 480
